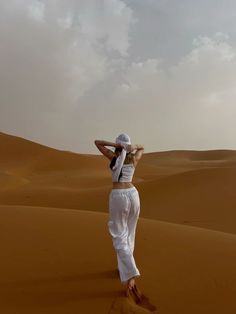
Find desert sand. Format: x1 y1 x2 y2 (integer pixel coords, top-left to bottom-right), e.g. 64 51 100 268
0 131 236 313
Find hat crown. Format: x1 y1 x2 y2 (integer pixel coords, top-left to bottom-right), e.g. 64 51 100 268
115 133 131 145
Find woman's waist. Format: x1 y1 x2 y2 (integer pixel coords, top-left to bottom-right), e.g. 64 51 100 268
110 184 138 194
112 182 134 189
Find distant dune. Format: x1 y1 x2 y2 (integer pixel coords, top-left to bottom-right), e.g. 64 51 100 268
1 131 236 234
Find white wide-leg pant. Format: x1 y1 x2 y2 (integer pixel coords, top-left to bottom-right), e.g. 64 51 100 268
108 186 141 284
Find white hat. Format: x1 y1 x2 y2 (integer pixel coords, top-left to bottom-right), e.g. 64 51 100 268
115 133 131 148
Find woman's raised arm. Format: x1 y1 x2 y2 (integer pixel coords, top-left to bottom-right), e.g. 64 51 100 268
94 140 123 160
131 144 144 166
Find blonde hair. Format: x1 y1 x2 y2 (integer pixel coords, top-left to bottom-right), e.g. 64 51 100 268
114 147 134 164
124 152 134 164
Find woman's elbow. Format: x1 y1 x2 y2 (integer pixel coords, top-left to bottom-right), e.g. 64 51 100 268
94 140 102 147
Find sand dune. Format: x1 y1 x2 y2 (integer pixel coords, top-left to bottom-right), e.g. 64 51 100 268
135 166 236 234
0 204 236 314
1 131 236 313
1 131 236 235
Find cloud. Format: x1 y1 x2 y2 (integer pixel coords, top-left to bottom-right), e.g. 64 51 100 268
84 33 236 151
1 1 236 153
0 0 136 150
0 0 134 111
27 0 45 22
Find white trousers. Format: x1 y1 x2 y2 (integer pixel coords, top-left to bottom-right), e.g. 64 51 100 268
108 186 141 284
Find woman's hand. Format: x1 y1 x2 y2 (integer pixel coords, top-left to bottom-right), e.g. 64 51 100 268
127 145 136 152
121 144 136 153
115 143 125 150
126 144 144 152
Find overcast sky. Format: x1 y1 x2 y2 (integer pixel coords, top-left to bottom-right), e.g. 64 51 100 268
1 0 236 154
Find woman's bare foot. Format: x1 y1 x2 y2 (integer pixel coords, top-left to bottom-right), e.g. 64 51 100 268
127 277 136 290
126 279 143 304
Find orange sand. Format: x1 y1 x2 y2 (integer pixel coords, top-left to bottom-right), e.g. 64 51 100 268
0 131 236 313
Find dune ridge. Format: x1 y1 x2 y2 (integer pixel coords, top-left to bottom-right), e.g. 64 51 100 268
1 131 236 234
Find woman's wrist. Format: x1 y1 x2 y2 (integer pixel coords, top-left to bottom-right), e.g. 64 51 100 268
136 144 143 150
131 144 144 151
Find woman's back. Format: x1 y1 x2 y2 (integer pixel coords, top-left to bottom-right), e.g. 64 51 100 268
110 152 136 183
118 163 135 182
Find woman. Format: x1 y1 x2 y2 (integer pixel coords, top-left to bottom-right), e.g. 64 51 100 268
94 133 144 298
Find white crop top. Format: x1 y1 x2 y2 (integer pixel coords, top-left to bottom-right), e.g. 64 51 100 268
111 163 135 182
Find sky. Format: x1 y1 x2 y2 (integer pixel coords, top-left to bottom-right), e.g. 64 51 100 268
1 0 236 154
